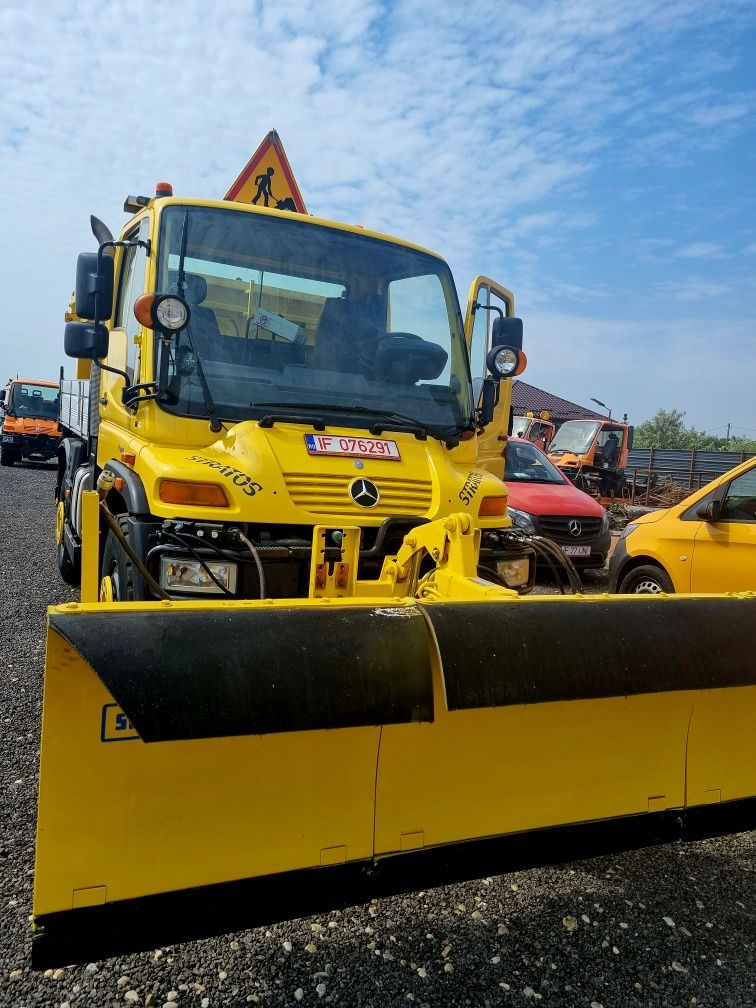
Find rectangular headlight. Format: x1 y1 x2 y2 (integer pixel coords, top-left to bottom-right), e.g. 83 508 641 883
160 557 238 595
496 556 531 589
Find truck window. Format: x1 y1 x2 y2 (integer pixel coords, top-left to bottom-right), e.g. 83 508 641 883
154 206 473 433
115 220 150 381
10 384 58 419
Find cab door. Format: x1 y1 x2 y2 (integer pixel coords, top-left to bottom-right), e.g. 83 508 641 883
464 277 517 477
691 464 756 592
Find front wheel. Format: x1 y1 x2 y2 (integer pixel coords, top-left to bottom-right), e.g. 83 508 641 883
101 515 135 602
618 564 674 595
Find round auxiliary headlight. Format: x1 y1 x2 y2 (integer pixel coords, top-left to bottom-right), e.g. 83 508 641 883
490 346 518 377
154 295 190 331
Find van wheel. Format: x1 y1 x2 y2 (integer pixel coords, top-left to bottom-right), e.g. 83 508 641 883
101 515 135 602
619 564 674 595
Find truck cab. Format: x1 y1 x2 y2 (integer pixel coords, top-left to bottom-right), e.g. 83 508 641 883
56 192 528 599
547 419 633 499
1 378 62 465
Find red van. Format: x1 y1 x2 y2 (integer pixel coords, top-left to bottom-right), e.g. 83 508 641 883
504 437 610 569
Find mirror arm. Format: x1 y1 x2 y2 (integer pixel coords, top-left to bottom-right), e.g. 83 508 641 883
477 377 500 430
473 300 504 320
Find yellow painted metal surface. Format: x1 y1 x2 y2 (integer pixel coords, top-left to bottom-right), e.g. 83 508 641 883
35 588 756 923
35 619 381 916
686 686 756 805
374 651 691 856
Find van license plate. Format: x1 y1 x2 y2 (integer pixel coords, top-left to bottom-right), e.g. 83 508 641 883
561 545 590 557
304 434 400 460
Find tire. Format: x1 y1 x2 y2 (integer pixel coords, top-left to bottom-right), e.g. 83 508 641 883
1 448 15 466
618 563 674 595
101 515 135 602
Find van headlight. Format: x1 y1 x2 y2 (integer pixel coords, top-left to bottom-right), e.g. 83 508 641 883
507 506 536 533
160 557 238 594
619 522 638 541
600 512 610 534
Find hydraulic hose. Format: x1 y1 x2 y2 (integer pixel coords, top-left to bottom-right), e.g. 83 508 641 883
229 529 266 600
99 503 170 600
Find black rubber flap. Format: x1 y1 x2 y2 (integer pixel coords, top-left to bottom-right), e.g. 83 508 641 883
422 596 756 710
49 605 433 741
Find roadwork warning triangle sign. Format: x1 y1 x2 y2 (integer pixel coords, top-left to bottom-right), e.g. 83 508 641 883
225 131 308 213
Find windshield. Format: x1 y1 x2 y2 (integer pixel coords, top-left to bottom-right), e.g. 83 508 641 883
512 416 531 437
505 440 566 484
8 383 58 420
155 206 472 432
549 421 600 455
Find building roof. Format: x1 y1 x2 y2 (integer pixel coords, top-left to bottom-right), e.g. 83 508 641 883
511 380 605 423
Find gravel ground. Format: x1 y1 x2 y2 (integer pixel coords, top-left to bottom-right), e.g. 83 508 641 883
1 463 754 1008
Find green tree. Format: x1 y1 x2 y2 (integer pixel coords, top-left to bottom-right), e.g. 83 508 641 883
633 409 756 452
633 409 697 449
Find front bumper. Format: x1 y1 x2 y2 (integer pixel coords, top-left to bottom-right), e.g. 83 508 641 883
2 432 59 459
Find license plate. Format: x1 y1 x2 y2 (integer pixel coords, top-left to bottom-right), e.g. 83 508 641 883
304 434 400 460
561 545 591 557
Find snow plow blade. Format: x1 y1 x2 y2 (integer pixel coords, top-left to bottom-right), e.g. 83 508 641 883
33 595 756 967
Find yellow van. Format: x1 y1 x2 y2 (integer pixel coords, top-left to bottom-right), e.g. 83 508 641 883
609 455 756 593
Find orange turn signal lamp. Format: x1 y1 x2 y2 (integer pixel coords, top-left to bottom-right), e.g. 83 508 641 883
478 495 507 517
158 480 228 508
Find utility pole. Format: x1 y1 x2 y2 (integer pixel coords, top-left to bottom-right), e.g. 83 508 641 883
726 423 731 448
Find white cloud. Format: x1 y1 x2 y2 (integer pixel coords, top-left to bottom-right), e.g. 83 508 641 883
676 242 728 260
0 0 754 435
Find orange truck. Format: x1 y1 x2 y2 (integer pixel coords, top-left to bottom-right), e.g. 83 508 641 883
1 377 62 466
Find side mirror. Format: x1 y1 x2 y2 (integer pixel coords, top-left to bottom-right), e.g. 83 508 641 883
74 252 114 321
64 322 109 360
697 500 721 522
492 316 523 350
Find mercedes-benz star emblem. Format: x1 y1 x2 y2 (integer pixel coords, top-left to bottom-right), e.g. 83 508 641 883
568 519 582 537
349 478 380 508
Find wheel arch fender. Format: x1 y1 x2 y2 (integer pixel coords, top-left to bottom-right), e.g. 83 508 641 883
103 460 150 517
618 555 679 592
56 437 88 503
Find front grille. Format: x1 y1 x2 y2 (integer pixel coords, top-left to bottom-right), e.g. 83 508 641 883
285 472 432 517
536 515 602 542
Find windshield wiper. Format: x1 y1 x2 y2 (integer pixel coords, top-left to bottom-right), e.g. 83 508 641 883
251 401 461 447
254 403 327 430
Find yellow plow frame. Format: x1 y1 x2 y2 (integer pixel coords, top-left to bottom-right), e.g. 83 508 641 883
33 500 756 966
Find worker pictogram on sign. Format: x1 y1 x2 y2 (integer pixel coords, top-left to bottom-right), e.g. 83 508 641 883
224 130 308 213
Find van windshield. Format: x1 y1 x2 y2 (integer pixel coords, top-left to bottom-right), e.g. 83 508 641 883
505 440 566 484
154 206 473 434
549 421 600 455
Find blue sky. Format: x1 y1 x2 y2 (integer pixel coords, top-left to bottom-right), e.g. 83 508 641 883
1 0 754 434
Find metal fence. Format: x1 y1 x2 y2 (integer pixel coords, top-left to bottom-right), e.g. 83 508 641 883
625 447 756 503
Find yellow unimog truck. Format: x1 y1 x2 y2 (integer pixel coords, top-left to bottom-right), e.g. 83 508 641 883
34 184 755 968
54 190 531 599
